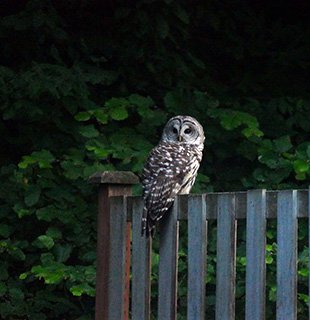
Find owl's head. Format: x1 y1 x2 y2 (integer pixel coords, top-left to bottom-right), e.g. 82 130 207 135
161 115 205 145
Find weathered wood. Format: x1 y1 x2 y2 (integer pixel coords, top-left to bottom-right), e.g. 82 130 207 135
215 193 236 320
107 196 128 320
236 190 308 219
206 193 219 219
230 190 307 219
89 170 139 185
245 190 267 320
174 190 308 220
90 171 136 320
297 189 309 218
265 190 307 218
276 190 298 320
158 198 179 320
131 197 152 320
95 186 132 320
187 195 207 320
235 192 246 218
90 172 309 320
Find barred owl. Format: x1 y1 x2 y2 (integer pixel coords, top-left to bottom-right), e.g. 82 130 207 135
141 115 205 237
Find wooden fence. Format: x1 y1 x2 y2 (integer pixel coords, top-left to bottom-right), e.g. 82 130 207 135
90 171 310 320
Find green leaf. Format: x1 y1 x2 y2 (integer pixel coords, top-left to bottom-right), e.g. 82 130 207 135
129 95 154 119
258 150 279 168
298 293 309 303
295 172 306 180
25 185 41 207
31 263 65 284
93 109 108 124
40 253 54 266
298 268 308 277
238 257 246 266
53 244 72 263
70 285 84 296
0 224 10 238
17 159 33 170
242 127 264 138
273 136 292 153
19 150 55 169
36 206 56 222
79 125 99 138
109 106 128 121
13 203 31 218
269 286 277 302
10 247 26 261
34 150 55 168
37 235 55 250
70 283 95 297
218 111 262 137
85 140 110 158
128 94 153 108
46 227 62 240
105 97 129 121
19 273 28 280
293 159 309 173
74 111 91 121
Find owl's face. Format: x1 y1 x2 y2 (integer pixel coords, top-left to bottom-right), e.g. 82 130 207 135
161 115 205 145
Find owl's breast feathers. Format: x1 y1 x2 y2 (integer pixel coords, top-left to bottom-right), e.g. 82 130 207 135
141 142 203 237
142 142 203 182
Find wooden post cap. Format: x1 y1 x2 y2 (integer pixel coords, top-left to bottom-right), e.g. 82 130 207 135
88 171 140 185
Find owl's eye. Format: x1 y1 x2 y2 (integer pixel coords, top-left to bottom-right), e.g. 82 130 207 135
172 127 178 134
184 128 192 134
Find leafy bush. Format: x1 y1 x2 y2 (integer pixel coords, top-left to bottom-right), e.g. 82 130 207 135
0 0 309 319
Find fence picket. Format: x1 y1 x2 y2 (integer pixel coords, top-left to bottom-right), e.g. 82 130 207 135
187 195 207 320
108 196 128 320
215 193 236 320
276 190 298 320
158 198 179 320
245 190 267 320
131 198 152 320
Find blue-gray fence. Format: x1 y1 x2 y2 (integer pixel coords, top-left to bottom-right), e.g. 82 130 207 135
92 179 309 320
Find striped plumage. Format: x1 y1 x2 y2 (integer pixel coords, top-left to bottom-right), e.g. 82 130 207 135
141 115 205 237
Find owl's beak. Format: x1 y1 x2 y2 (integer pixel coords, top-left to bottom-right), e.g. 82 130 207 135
178 135 183 142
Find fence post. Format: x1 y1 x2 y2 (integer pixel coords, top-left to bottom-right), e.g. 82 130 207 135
89 171 139 320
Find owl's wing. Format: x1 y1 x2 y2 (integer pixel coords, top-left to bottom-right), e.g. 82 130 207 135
141 173 184 237
141 143 201 237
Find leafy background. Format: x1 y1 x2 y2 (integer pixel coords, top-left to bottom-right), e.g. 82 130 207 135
0 0 309 319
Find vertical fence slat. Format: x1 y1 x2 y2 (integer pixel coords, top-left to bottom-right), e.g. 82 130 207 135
245 189 267 320
215 193 236 320
158 198 179 320
276 190 298 320
131 198 152 320
187 195 207 320
108 196 128 320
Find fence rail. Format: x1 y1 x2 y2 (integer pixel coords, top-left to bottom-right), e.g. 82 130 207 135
90 172 309 320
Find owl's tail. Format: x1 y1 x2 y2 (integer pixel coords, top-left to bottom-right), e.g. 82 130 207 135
141 207 156 238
